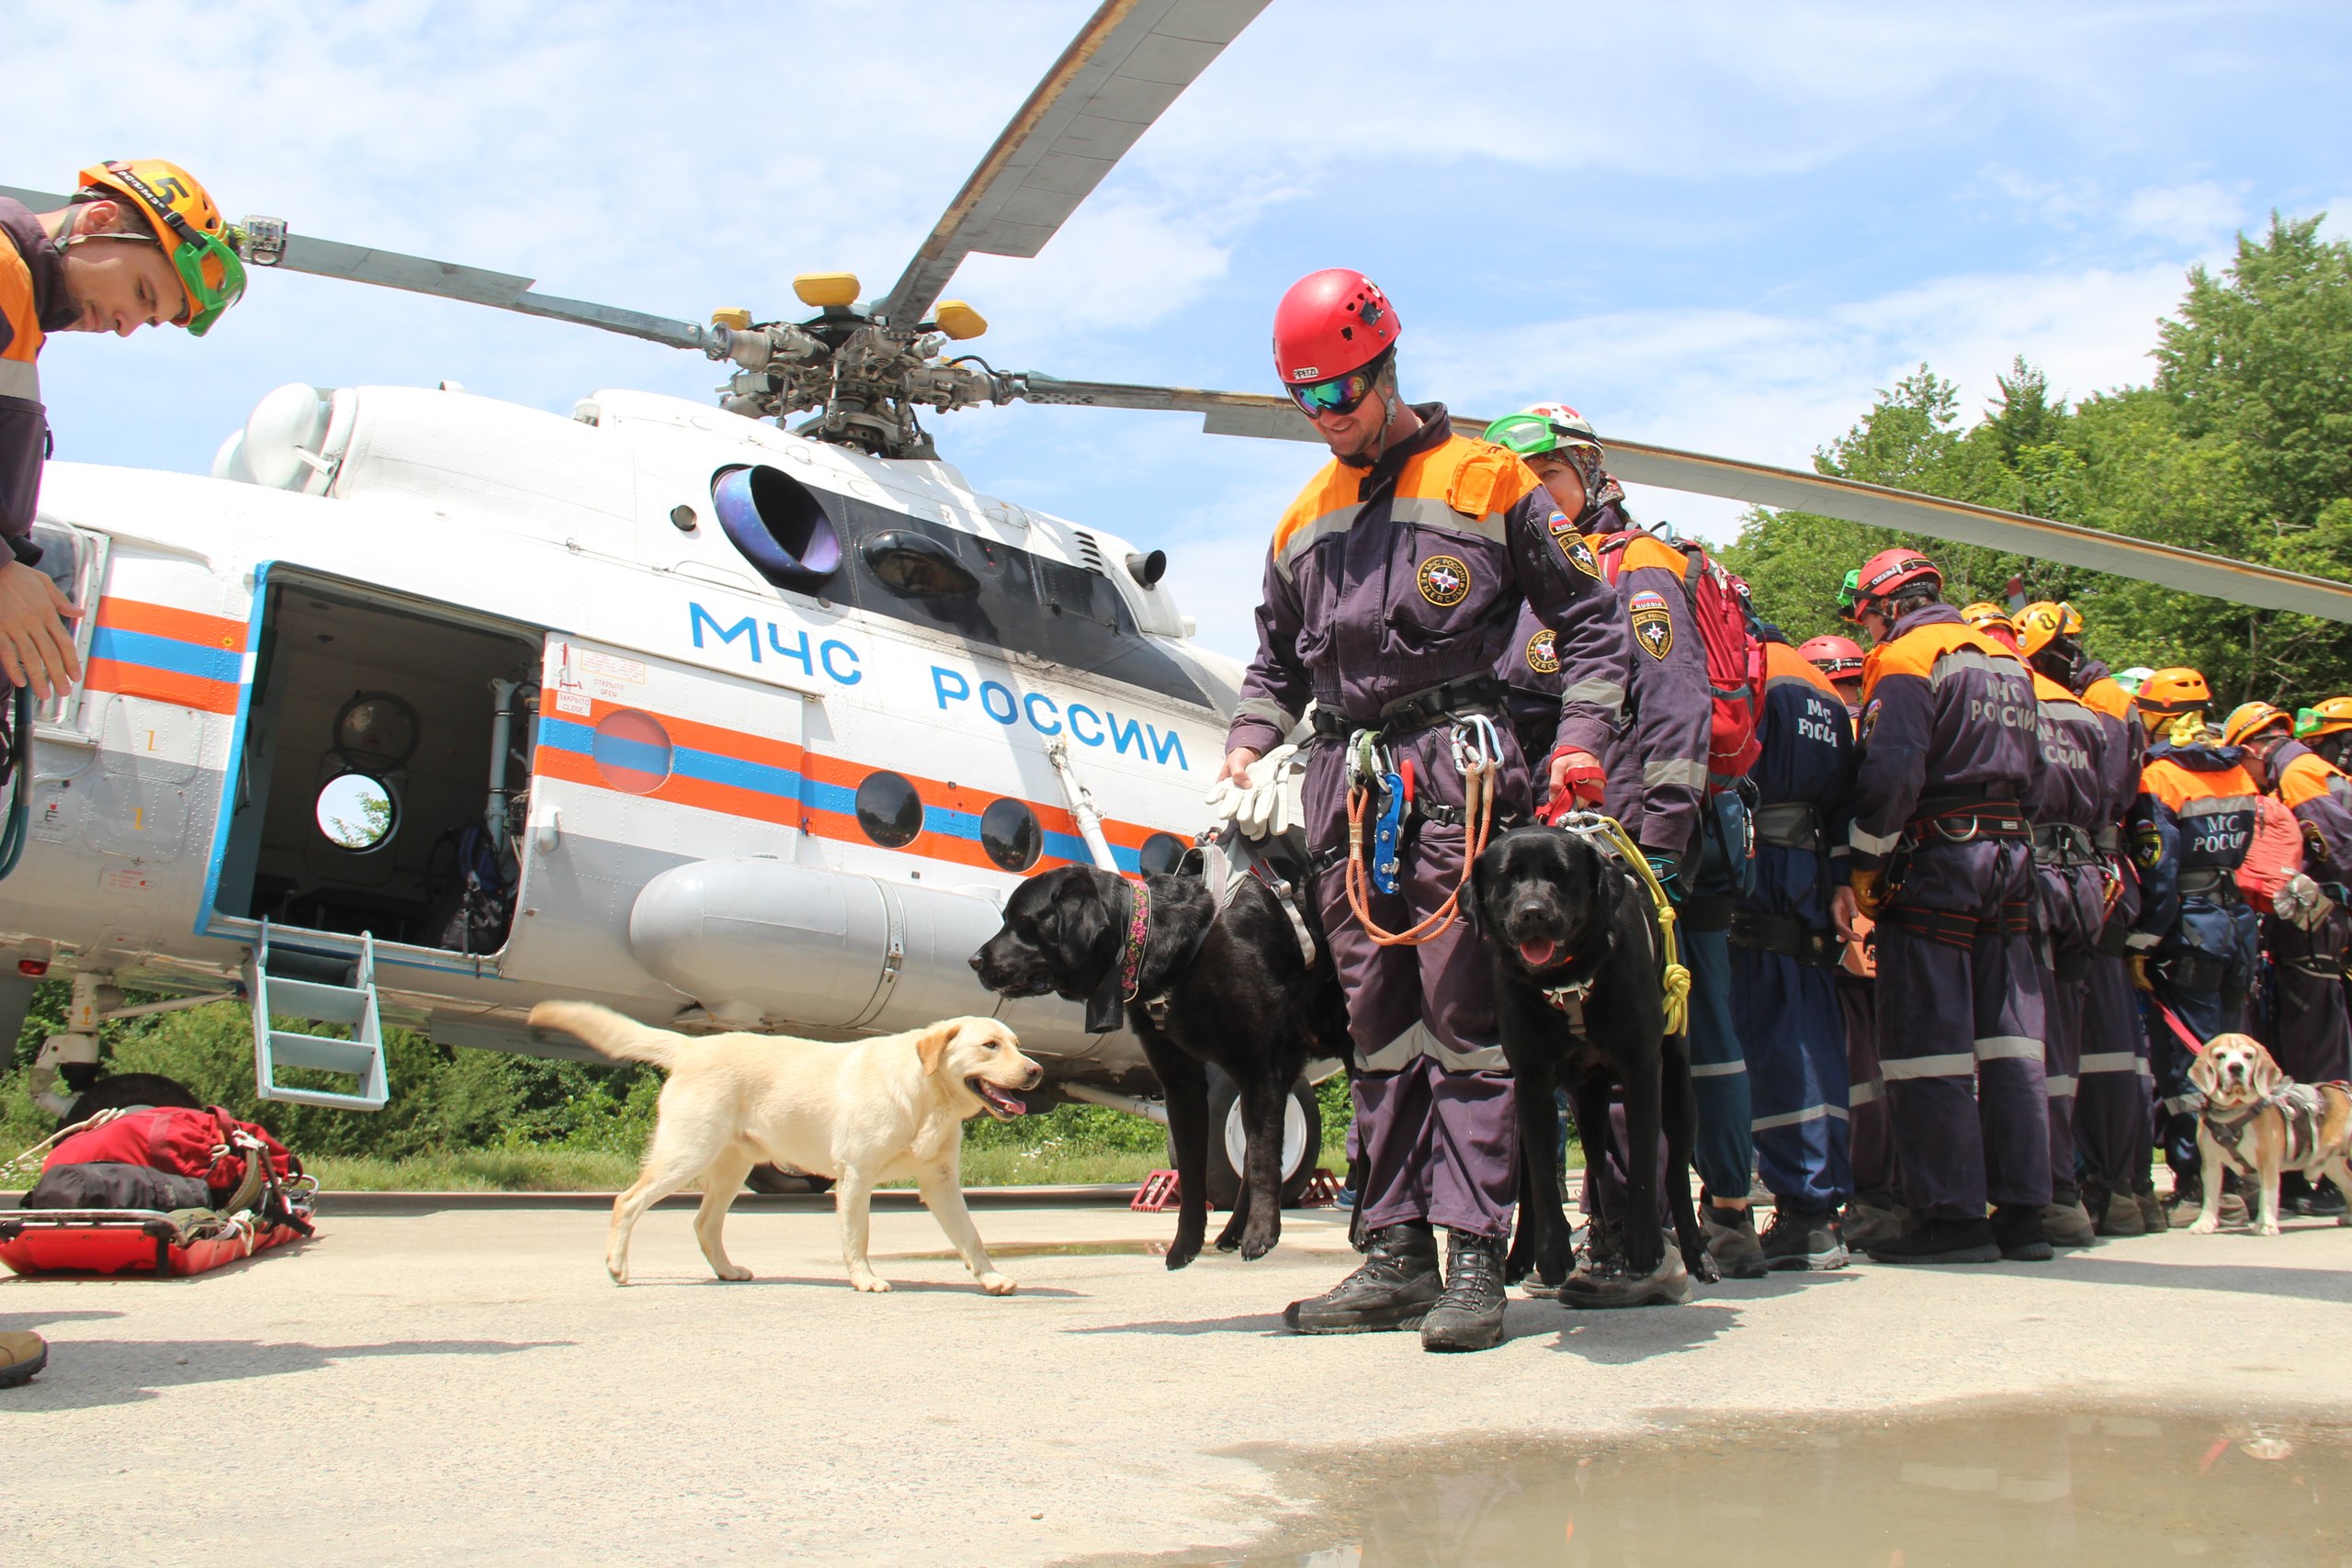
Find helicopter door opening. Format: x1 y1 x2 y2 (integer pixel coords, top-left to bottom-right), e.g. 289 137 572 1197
211 573 544 954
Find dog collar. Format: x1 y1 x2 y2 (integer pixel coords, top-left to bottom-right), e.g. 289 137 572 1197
1119 878 1151 1001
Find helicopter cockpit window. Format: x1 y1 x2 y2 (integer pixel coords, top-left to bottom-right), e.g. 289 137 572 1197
712 465 842 592
979 797 1042 873
862 531 979 600
854 771 924 847
315 773 396 852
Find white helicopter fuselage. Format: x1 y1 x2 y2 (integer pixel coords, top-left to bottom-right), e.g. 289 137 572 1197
5 382 1246 1100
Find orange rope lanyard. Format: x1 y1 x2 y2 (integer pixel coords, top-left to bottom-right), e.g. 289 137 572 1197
1342 721 1500 947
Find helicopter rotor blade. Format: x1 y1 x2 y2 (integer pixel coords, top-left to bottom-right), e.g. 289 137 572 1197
1011 374 2352 624
2 184 710 351
874 0 1270 328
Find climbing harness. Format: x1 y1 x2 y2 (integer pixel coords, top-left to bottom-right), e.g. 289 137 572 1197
1542 810 1694 1037
1343 715 1502 946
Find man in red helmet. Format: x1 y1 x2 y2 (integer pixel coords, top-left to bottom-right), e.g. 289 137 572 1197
1833 548 2052 1264
1800 634 1866 718
1221 270 1626 1350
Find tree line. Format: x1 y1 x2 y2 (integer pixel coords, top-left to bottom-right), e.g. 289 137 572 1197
1715 213 2352 708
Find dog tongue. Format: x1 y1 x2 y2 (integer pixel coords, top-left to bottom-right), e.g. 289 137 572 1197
1519 937 1558 968
985 1082 1027 1116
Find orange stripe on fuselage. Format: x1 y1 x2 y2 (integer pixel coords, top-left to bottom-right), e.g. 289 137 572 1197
82 659 239 714
93 598 249 652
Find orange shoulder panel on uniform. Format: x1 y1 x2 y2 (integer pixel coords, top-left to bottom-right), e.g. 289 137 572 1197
1397 434 1541 521
1859 620 1980 699
2030 671 2084 707
2278 750 2346 811
1269 457 1356 561
1764 639 1839 694
2144 756 2259 812
2078 675 2135 723
1614 532 1690 580
2 240 43 365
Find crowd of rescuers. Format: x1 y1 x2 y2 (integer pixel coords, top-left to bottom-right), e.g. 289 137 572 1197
2 158 246 1392
1210 265 2352 1353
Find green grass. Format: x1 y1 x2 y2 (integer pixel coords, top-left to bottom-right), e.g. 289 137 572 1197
304 1148 648 1191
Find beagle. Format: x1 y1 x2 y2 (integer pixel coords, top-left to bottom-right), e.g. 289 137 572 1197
2187 1032 2352 1237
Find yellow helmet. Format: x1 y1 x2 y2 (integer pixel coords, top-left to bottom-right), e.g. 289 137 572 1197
2221 700 2290 749
2137 667 2211 716
2296 696 2352 739
2013 601 2083 659
75 159 245 335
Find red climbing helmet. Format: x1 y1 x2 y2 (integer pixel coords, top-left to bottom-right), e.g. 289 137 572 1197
1849 548 1942 615
1272 268 1400 398
1798 634 1866 680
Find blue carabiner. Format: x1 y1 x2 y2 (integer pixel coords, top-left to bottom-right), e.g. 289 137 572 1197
1372 770 1406 895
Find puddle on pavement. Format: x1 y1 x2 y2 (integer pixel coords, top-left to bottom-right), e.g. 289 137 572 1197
874 1239 1170 1260
1148 1404 2348 1566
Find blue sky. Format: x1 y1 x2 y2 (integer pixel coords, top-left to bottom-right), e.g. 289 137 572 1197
14 0 2350 656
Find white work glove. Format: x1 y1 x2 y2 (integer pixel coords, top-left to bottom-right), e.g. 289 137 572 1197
1203 742 1303 840
2276 872 2337 932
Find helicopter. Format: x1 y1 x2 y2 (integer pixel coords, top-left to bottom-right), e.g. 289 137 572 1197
6 0 2350 1207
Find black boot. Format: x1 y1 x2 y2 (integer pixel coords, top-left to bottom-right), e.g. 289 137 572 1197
1420 1230 1509 1352
1866 1214 2001 1265
1992 1202 2052 1261
1283 1222 1439 1334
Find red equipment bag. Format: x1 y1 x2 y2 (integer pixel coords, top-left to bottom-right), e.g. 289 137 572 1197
42 1105 298 1196
1598 531 1765 781
2235 794 2302 907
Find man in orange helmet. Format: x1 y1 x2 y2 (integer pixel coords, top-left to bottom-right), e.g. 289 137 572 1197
2013 602 2163 1235
2 158 243 1395
2222 700 2352 1215
2130 669 2262 1220
1223 271 1626 1350
3 160 244 700
2296 697 2352 773
1833 548 2052 1264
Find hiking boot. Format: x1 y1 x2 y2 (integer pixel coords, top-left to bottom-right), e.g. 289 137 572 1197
1575 1214 1624 1273
1702 1204 1770 1280
2137 1188 2169 1233
1866 1216 2002 1265
1559 1230 1693 1309
1283 1222 1439 1334
1840 1198 1904 1253
1993 1203 2053 1261
1420 1230 1509 1352
1759 1204 1848 1270
2294 1183 2348 1219
2098 1189 2147 1238
0 1330 47 1389
2041 1190 2098 1247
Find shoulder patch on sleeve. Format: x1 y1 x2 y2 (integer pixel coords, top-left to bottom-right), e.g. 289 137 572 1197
1630 591 1674 660
1551 522 1602 578
1524 628 1559 674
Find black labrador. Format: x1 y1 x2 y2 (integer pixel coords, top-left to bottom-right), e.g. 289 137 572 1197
970 864 1342 1268
1467 824 1713 1289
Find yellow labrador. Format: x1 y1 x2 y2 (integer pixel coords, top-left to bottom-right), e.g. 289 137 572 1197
529 1004 1041 1293
2187 1032 2352 1237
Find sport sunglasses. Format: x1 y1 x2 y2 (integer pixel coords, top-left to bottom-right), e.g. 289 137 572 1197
1286 349 1393 418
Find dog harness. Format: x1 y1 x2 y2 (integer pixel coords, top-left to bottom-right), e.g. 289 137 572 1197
2199 1080 2348 1177
1526 810 1692 1037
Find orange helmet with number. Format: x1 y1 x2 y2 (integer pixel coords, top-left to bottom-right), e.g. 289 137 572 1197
2013 601 2084 659
75 159 244 334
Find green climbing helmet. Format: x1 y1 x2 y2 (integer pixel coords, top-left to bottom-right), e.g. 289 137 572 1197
1482 401 1602 461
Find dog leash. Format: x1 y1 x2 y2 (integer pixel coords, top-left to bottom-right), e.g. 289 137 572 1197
1549 810 1693 1037
1343 716 1501 947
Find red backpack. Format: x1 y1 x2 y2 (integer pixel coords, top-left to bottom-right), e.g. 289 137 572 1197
1597 529 1764 782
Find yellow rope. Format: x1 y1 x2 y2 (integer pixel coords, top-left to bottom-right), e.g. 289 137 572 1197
1555 810 1692 1036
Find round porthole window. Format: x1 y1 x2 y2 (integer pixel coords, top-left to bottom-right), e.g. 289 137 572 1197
979 797 1042 873
592 709 673 795
1138 831 1188 876
315 773 395 852
855 772 924 848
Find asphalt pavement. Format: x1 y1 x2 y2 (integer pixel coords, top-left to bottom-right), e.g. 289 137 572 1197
6 1196 2349 1565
